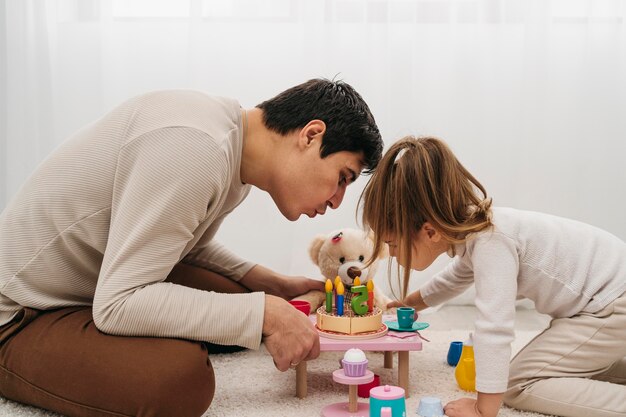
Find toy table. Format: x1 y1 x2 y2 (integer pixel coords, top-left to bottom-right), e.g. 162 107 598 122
295 315 423 399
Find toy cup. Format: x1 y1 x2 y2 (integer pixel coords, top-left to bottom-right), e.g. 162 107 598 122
417 397 444 417
288 300 311 316
357 373 380 398
397 307 416 329
341 359 368 377
447 341 463 366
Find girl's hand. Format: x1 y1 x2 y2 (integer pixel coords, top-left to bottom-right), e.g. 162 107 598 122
445 393 503 417
386 289 429 311
444 398 482 417
386 299 407 309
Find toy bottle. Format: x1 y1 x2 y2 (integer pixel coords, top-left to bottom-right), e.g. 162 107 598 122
454 332 476 392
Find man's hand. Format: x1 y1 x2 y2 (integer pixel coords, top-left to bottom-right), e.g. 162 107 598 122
240 265 324 299
279 275 325 299
444 398 482 417
262 294 320 371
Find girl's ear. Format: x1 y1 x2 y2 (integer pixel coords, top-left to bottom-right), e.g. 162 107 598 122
423 222 442 243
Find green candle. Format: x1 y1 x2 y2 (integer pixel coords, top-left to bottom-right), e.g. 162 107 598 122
325 279 333 313
350 285 368 316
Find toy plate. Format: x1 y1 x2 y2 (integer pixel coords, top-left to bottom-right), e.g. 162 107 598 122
384 320 429 332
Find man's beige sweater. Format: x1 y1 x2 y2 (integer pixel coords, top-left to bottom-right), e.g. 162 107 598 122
0 90 265 349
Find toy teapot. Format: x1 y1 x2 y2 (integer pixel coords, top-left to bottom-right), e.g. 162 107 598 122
369 384 406 417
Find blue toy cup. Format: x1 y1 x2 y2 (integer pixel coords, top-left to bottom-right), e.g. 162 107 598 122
396 307 415 329
417 396 444 417
447 341 463 366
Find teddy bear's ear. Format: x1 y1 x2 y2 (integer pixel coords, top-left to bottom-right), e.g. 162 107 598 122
308 234 327 266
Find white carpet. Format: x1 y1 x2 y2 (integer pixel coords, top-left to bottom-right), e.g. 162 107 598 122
0 330 553 417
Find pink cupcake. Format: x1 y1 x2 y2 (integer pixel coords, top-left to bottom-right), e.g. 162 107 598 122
341 348 368 377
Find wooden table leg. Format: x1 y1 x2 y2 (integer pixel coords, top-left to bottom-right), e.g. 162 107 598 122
398 351 410 397
296 362 307 398
384 351 394 368
348 384 358 412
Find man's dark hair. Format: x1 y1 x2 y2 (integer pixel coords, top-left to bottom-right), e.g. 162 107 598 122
256 78 383 174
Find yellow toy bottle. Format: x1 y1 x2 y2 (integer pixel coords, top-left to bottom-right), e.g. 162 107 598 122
454 333 476 392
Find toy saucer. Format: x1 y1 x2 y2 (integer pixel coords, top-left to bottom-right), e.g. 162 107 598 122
384 320 429 332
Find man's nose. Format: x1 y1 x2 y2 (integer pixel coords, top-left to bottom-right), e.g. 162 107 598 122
327 186 346 210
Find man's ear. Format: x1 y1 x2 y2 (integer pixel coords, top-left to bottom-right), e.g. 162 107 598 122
299 120 326 148
423 222 442 243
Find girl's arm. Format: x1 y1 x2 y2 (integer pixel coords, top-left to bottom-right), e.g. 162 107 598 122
388 256 474 311
387 289 429 311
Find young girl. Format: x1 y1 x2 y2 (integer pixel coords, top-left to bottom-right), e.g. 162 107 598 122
360 136 626 417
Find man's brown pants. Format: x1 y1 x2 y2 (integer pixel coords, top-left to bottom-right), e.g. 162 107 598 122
0 263 251 417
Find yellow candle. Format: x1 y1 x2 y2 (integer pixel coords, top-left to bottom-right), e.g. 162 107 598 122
325 279 333 313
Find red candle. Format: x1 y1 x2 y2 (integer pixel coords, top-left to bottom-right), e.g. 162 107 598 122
366 280 374 313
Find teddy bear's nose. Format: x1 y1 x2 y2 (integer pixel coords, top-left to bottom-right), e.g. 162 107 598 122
347 267 362 279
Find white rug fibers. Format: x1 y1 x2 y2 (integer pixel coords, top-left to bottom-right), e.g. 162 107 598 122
0 330 553 417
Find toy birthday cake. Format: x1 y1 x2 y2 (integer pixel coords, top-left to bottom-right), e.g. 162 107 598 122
316 305 382 334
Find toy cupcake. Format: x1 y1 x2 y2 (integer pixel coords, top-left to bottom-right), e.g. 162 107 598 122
341 348 368 377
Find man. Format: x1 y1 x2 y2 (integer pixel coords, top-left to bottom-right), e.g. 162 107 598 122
0 79 382 417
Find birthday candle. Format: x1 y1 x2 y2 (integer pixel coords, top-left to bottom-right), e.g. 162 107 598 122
353 276 361 286
334 276 341 307
336 282 345 316
351 285 368 315
367 280 374 313
325 279 333 313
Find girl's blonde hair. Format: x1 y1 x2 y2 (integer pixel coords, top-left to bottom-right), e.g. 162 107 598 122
359 136 492 299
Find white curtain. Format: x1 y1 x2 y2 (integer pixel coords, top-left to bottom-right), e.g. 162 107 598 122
2 0 626 301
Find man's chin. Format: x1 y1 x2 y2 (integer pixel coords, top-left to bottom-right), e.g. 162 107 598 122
278 208 300 222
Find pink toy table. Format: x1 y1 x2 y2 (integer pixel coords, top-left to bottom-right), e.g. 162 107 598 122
294 315 423 399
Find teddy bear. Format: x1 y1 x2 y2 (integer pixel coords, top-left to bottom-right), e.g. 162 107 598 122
293 228 393 312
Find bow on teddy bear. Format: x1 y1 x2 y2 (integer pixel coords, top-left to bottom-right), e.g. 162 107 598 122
293 228 393 312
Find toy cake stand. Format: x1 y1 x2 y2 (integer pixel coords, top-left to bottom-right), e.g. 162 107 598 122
321 369 374 417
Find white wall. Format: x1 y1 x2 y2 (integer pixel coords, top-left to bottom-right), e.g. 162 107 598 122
2 0 625 304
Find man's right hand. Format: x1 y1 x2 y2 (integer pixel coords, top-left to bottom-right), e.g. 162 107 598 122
262 295 320 372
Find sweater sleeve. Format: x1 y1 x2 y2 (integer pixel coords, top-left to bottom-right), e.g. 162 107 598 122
184 215 257 281
470 232 518 393
420 256 475 307
92 127 264 349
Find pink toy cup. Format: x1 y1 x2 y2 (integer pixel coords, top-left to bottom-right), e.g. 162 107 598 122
288 300 311 316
